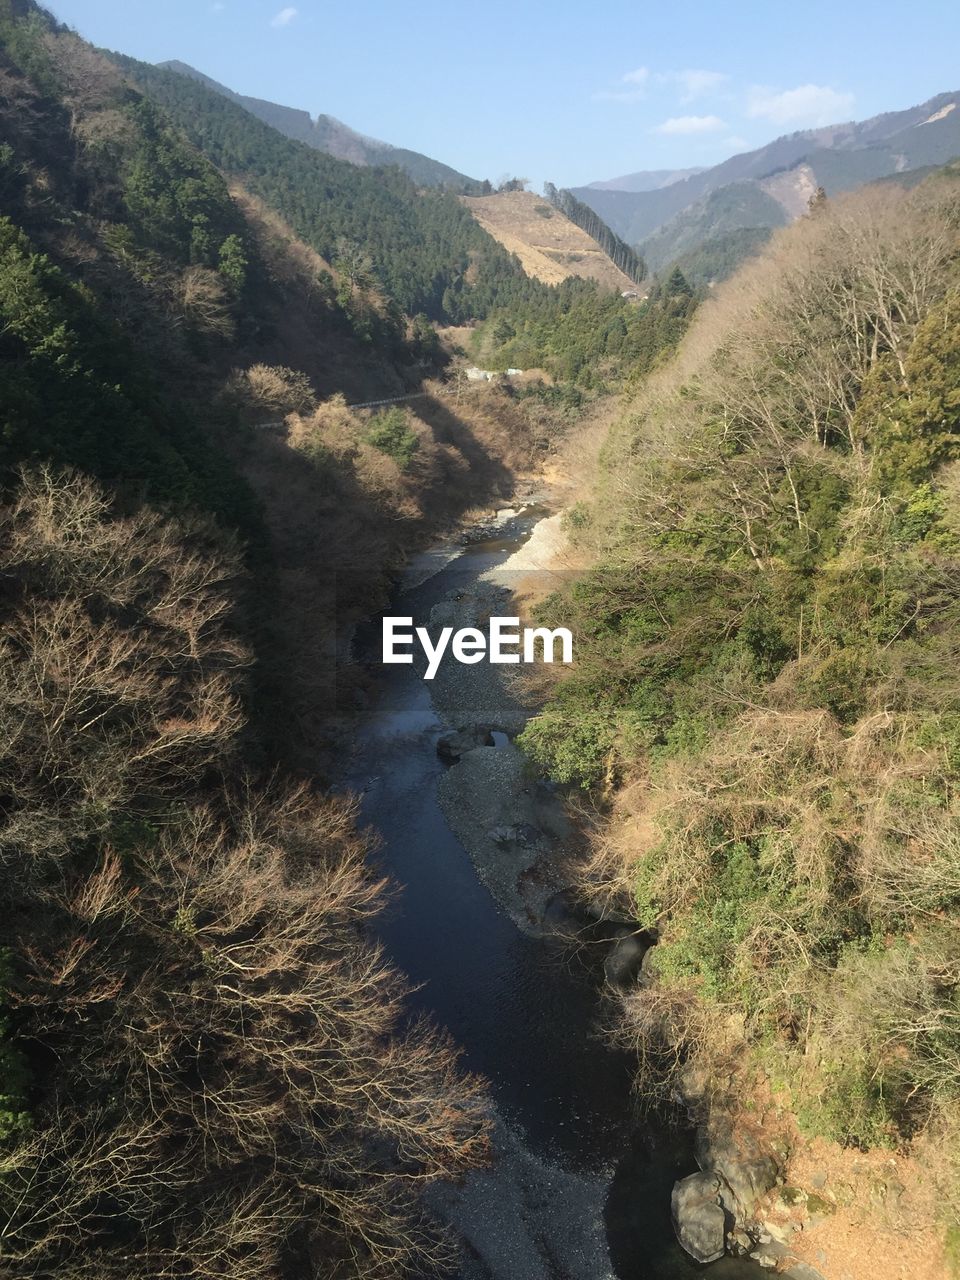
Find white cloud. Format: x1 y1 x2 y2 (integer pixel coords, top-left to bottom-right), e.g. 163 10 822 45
593 66 649 103
659 69 730 102
270 6 298 27
747 84 854 127
653 114 726 135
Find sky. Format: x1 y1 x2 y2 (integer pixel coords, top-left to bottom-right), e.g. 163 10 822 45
46 0 960 189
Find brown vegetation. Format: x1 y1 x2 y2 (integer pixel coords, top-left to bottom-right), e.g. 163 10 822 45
0 468 490 1279
461 191 638 291
522 171 960 1275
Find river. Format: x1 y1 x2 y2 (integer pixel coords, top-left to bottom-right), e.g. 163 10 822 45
346 505 766 1280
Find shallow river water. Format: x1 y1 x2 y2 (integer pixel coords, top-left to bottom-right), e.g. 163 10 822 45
346 507 766 1280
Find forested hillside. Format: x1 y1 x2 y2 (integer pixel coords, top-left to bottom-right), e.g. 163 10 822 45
159 59 483 192
520 174 960 1260
104 52 539 324
104 52 682 386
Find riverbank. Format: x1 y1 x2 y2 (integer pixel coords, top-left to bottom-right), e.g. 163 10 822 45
347 502 766 1280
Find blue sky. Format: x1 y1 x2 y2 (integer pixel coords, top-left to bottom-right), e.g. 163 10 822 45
48 0 960 188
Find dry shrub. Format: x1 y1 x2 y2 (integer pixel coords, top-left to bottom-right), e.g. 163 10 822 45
6 784 490 1279
178 265 235 338
224 363 317 426
858 769 960 921
605 708 849 928
0 466 248 873
287 392 362 457
615 978 748 1121
595 176 960 560
598 699 949 931
0 469 491 1278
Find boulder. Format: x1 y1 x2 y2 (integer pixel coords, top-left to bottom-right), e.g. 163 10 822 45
436 725 495 762
783 1267 828 1280
603 930 646 986
751 1239 799 1269
487 823 543 847
671 1171 728 1264
695 1117 780 1222
542 890 593 939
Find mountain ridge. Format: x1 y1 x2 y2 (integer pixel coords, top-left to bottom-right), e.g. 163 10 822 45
157 59 481 190
585 166 705 193
574 90 960 275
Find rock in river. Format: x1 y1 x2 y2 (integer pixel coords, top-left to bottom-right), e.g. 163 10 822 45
671 1171 728 1264
437 724 496 762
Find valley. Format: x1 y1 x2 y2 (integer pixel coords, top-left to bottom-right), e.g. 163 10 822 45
1 4 959 1280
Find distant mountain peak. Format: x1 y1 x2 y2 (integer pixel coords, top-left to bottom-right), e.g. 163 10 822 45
586 167 706 194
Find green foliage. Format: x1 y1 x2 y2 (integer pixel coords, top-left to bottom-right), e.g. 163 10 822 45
217 232 248 292
477 275 695 385
947 1223 960 1278
0 0 61 94
668 227 773 288
108 53 535 324
518 705 619 788
121 97 242 266
854 291 960 492
365 406 420 470
0 216 256 527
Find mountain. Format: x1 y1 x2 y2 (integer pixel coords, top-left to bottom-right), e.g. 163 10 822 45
108 53 533 321
158 60 481 190
575 92 960 276
585 167 705 193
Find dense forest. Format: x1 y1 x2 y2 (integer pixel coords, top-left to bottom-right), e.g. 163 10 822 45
472 267 695 386
106 52 546 325
520 173 960 1255
105 54 666 374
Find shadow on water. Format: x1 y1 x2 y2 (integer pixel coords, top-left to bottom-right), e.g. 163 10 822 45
347 507 766 1279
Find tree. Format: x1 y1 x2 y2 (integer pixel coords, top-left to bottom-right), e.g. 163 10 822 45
665 265 693 297
217 233 248 292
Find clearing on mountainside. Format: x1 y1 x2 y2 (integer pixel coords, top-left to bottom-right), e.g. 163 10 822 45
461 191 641 291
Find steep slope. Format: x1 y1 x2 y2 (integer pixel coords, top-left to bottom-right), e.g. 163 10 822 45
159 59 481 190
0 7 524 1278
520 168 960 1276
640 181 790 272
461 190 640 290
574 90 960 270
104 53 543 323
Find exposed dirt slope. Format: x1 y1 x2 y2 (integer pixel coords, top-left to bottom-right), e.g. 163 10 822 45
461 191 637 290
